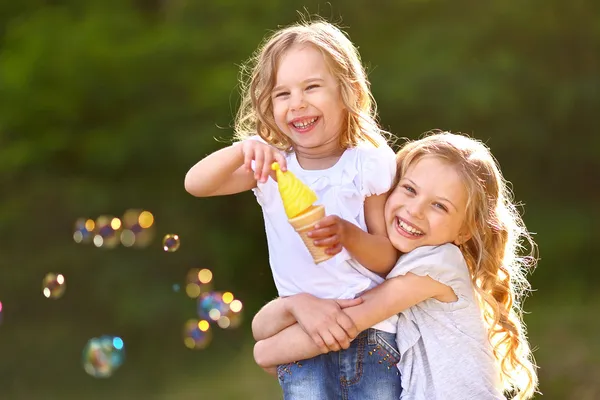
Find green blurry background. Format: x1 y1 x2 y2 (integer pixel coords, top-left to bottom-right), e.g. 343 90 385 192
0 0 598 399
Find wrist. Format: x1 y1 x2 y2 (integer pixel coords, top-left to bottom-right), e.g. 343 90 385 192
285 293 310 317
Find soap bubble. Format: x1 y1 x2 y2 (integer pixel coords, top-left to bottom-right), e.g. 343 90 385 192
162 234 180 252
219 298 244 329
94 216 121 249
185 268 213 299
183 319 212 350
73 218 94 244
197 292 230 321
197 292 244 329
121 209 155 248
82 335 125 378
42 273 66 299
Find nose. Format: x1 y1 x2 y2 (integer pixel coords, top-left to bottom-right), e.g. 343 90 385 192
406 199 426 219
289 90 306 111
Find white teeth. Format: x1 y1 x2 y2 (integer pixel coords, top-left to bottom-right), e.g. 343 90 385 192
397 219 424 236
292 117 317 128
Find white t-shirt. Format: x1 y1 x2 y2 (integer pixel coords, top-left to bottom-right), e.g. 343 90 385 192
388 244 505 399
251 138 398 333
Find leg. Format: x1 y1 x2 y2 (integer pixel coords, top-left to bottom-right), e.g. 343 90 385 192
339 329 402 400
277 353 338 400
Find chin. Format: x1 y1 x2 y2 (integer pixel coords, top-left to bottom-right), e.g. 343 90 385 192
390 239 418 254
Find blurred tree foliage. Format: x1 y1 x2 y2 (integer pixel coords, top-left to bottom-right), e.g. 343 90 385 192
0 0 597 398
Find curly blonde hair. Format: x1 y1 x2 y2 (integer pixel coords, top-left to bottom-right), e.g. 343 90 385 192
234 17 387 150
394 131 538 399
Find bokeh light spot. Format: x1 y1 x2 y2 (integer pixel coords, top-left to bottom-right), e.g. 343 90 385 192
222 292 234 304
217 317 231 329
120 230 136 247
85 219 95 232
198 269 212 284
93 235 104 247
138 211 154 229
230 299 243 313
198 320 210 332
185 283 201 298
110 218 122 230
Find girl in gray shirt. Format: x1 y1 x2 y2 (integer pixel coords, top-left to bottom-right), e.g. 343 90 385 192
252 132 538 399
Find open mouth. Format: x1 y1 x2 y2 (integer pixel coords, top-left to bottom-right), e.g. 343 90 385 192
290 117 318 130
396 217 425 237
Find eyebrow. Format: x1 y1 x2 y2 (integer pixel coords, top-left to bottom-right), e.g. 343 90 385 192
405 178 459 212
272 77 325 93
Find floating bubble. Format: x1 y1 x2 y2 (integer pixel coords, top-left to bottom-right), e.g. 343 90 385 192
162 234 180 252
222 299 243 329
172 284 181 292
82 335 126 378
42 273 66 299
183 319 212 350
95 216 120 249
122 209 155 248
197 291 232 322
185 268 213 299
0 301 3 325
73 218 94 244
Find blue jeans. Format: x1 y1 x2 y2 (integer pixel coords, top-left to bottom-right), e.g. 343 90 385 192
277 329 402 400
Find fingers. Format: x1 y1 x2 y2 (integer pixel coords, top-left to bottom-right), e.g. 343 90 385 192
273 152 287 172
329 325 351 350
335 297 363 309
243 145 254 172
321 330 342 352
260 151 272 182
325 243 343 255
310 333 329 355
253 150 264 181
307 225 337 240
312 235 339 248
336 313 359 341
313 215 336 230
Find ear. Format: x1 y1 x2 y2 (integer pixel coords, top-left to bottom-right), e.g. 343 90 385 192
453 230 472 246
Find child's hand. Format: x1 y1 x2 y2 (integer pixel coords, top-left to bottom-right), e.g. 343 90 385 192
287 293 362 354
240 140 287 183
308 215 350 256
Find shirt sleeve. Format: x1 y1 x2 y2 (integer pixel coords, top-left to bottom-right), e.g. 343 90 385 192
387 244 473 311
359 144 397 197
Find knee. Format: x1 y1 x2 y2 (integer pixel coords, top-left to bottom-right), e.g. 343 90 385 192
253 340 271 369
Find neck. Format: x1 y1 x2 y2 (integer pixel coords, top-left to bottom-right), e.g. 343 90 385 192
294 143 345 170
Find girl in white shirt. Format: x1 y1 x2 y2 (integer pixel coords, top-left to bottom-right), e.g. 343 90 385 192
185 19 402 399
253 132 539 399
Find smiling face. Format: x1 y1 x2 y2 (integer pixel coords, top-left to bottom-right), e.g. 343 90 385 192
384 156 471 253
271 44 346 157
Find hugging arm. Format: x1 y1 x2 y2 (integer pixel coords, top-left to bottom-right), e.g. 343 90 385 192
253 273 448 368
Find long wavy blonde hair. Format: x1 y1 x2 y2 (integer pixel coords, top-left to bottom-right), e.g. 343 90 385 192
234 17 387 150
394 131 538 399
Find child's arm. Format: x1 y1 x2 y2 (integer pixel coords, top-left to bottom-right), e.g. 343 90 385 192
309 193 399 275
184 140 287 197
254 272 452 368
252 295 362 351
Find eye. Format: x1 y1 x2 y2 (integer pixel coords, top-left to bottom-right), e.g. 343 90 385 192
274 91 289 98
433 202 448 212
306 84 319 90
402 184 416 194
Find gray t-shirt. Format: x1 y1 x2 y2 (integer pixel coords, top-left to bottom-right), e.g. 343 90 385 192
388 244 505 400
